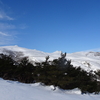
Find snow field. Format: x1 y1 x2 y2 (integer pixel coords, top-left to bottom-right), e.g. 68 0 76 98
0 78 100 100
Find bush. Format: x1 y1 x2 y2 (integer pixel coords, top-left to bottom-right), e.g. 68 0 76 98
0 53 100 93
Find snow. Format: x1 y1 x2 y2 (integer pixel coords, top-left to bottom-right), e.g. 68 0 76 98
0 45 100 71
0 78 100 100
67 52 100 71
0 46 100 99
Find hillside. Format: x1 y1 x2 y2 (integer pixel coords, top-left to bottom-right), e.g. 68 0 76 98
0 45 100 71
0 45 100 99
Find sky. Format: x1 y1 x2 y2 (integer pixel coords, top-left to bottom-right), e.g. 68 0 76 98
0 0 100 53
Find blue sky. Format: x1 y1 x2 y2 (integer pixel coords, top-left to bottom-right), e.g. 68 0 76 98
0 0 100 53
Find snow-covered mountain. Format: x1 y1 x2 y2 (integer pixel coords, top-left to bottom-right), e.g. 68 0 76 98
0 46 100 100
0 45 100 71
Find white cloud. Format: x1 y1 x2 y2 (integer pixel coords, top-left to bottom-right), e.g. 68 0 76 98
0 31 16 45
0 1 26 46
0 0 14 20
19 24 27 29
0 10 14 20
0 31 9 36
0 37 12 45
0 23 16 30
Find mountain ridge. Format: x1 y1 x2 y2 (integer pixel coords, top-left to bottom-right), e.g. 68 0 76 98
0 45 100 71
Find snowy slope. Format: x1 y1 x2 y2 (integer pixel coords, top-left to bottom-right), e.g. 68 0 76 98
0 78 100 100
0 45 100 71
0 46 100 100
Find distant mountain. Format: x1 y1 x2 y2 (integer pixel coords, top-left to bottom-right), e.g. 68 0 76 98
0 45 100 71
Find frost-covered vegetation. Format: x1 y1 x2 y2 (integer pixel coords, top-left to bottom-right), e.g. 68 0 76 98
0 52 100 94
